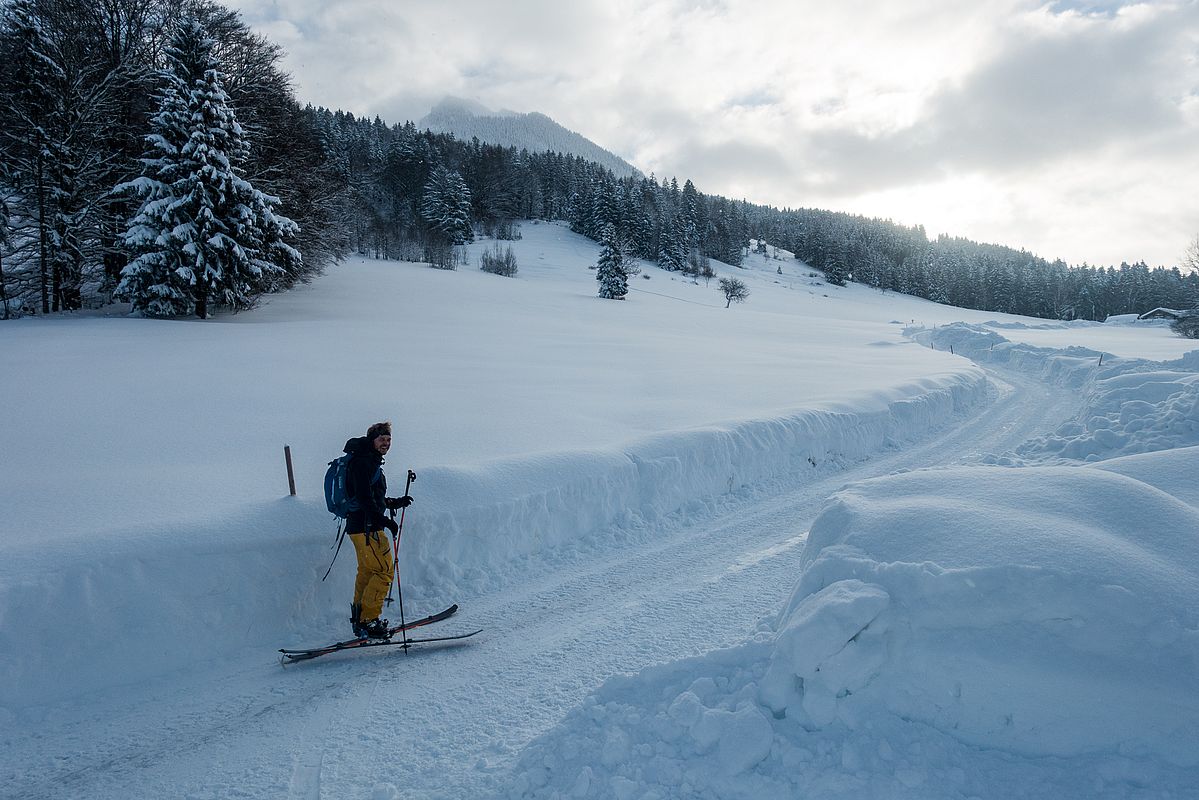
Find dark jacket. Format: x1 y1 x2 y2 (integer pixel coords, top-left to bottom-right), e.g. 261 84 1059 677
343 436 388 534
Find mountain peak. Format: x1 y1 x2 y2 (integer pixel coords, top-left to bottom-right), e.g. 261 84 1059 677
429 95 493 116
419 97 639 177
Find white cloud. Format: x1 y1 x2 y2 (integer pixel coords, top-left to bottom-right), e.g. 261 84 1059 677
226 0 1199 267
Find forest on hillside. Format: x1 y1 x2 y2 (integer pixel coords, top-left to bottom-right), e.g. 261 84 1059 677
2 0 1196 321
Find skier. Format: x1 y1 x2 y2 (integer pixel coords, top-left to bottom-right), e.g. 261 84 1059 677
345 421 413 639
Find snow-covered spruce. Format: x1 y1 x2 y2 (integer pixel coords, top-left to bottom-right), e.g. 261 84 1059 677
596 222 630 299
420 164 474 247
115 17 300 318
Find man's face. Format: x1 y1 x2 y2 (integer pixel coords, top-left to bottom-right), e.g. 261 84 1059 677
374 434 391 455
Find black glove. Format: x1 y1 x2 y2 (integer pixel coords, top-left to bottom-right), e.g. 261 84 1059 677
382 516 399 534
386 495 413 510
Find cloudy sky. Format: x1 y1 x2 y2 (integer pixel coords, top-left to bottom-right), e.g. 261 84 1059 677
226 0 1199 269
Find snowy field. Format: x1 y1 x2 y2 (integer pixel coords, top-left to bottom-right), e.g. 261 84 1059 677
982 319 1197 362
2 222 1197 799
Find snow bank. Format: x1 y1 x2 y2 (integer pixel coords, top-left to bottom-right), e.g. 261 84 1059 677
909 322 1108 388
913 323 1199 461
502 453 1199 799
402 376 984 594
0 499 339 708
0 373 984 710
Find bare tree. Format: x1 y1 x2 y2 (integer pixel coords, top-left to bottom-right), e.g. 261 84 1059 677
0 179 10 318
479 242 517 277
718 276 749 308
1184 235 1199 276
1171 315 1199 338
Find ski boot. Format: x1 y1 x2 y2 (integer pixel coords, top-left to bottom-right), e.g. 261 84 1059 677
359 618 391 640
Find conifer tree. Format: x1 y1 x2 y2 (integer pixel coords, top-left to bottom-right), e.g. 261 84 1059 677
420 165 474 245
588 175 618 239
596 223 629 300
823 245 849 286
116 17 300 318
681 179 701 248
657 212 687 271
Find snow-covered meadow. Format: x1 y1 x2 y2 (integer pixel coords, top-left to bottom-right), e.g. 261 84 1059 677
2 222 1197 799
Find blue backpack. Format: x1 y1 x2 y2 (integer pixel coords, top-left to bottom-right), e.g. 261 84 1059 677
323 451 383 518
324 453 356 519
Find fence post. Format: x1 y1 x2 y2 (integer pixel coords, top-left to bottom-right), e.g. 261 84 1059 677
284 445 297 496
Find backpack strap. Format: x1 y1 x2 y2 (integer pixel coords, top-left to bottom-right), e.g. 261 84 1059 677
321 518 348 582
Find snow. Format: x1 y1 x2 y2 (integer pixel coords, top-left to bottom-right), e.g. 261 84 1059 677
912 323 1199 461
503 462 1199 799
3 221 1198 799
979 319 1195 362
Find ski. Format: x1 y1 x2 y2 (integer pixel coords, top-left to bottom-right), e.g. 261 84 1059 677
280 628 482 663
279 603 460 660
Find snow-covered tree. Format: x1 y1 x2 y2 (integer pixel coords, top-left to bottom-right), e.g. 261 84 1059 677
116 17 300 318
596 223 629 300
657 211 686 271
1 0 63 313
0 0 136 312
0 185 11 319
823 245 850 286
420 165 474 245
588 175 619 239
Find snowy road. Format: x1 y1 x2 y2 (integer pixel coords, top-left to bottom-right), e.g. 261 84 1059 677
5 363 1079 800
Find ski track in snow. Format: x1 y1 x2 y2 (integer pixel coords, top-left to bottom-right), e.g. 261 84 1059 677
3 364 1076 800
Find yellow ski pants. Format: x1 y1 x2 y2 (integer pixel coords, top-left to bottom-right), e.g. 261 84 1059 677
350 531 394 621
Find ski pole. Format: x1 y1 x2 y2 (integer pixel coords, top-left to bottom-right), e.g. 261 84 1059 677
386 469 417 651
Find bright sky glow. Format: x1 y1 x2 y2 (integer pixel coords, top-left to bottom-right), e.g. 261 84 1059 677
225 0 1199 268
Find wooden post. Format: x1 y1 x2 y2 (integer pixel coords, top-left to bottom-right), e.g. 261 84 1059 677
284 445 297 496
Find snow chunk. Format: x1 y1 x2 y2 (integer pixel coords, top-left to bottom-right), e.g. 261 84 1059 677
698 704 774 775
759 579 890 723
784 464 1199 763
